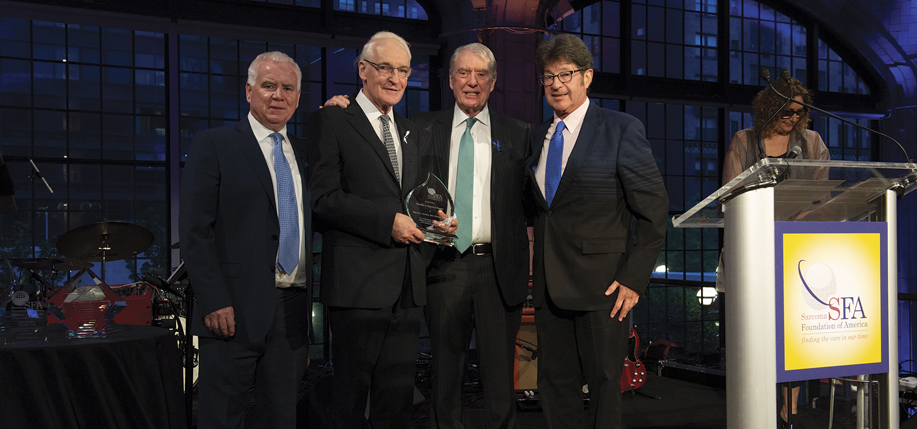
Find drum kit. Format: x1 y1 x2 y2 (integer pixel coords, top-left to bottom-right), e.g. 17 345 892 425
6 220 199 394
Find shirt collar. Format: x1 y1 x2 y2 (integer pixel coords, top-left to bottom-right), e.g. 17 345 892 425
452 103 490 130
247 112 288 143
356 90 394 125
553 97 590 134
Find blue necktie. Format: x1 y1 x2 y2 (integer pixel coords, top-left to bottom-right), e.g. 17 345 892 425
272 132 299 274
544 120 566 206
454 117 476 253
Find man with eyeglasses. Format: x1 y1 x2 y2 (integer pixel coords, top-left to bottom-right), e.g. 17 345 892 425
528 34 668 428
321 42 531 428
307 31 455 429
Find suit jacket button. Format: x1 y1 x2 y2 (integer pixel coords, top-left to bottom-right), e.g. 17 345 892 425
547 210 553 216
271 234 279 241
270 267 276 273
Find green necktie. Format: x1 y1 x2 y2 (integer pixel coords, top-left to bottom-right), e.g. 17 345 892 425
454 117 476 252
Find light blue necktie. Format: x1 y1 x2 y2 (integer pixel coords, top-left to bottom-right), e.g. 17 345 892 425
272 132 299 274
454 117 476 253
544 120 566 206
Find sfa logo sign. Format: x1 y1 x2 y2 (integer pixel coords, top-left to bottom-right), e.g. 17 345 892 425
798 260 866 321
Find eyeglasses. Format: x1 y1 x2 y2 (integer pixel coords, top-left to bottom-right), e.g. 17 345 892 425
364 60 412 80
454 70 491 80
780 107 808 119
537 69 588 86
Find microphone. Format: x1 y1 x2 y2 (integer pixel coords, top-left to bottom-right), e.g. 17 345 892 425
29 159 54 193
768 71 915 165
757 67 795 146
786 145 802 159
779 68 794 99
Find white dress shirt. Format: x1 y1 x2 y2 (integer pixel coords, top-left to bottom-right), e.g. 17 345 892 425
448 104 493 244
356 90 403 184
248 113 307 288
535 98 590 200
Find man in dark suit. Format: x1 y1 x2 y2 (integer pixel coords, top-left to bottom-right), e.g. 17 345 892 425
411 43 531 429
179 51 312 429
528 34 668 428
322 42 531 429
307 31 453 429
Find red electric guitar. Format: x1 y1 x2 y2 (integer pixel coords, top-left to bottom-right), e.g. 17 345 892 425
621 327 646 392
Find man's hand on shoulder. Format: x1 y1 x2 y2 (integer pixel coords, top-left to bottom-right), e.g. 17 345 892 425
204 306 236 337
320 94 350 109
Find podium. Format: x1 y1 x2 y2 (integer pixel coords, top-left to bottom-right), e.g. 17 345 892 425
674 159 917 428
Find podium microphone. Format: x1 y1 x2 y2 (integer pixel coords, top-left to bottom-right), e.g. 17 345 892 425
757 68 796 146
768 70 915 166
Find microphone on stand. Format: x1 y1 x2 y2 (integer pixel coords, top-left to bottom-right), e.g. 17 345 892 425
779 67 795 99
780 68 793 83
767 70 915 166
757 67 796 154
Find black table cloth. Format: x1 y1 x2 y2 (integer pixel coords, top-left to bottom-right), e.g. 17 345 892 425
1 324 185 429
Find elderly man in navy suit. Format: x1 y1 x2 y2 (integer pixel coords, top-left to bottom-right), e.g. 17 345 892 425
180 51 313 429
529 34 668 429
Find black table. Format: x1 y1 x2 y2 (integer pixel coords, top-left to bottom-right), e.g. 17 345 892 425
0 324 186 429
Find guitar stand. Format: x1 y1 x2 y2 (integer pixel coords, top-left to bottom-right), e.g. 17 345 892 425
143 262 193 429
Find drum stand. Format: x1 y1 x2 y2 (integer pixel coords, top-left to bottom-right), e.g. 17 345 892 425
144 262 193 429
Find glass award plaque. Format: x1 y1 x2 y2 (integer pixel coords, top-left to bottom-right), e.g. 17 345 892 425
47 279 125 338
406 173 455 246
3 290 48 344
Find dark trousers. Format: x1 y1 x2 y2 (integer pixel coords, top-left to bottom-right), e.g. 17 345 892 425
197 287 311 429
327 300 423 429
535 289 629 429
425 250 523 429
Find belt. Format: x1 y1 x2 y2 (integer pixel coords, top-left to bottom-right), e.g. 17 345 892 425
462 243 492 256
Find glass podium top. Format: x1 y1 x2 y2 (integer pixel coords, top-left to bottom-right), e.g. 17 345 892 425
672 159 917 228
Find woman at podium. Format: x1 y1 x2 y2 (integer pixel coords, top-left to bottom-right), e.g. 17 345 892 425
718 77 831 426
722 77 830 182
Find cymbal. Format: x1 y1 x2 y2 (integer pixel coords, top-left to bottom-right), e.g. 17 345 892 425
56 221 154 262
10 257 94 271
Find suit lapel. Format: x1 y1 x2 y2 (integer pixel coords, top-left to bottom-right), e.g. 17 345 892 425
489 111 507 210
432 110 453 183
529 120 551 211
395 113 415 193
234 119 277 210
552 102 600 205
344 102 400 185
